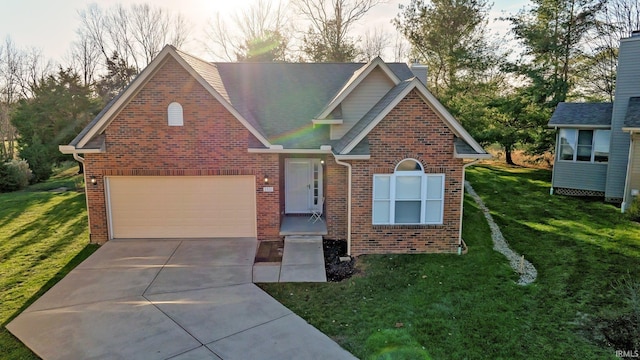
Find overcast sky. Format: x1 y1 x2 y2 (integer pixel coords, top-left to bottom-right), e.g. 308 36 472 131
0 0 529 64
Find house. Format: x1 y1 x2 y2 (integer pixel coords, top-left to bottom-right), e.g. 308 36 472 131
60 45 489 255
548 31 640 210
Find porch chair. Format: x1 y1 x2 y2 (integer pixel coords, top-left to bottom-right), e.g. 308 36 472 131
308 197 324 223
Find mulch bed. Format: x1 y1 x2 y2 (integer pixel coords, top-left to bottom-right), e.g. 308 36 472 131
323 238 357 282
254 238 357 282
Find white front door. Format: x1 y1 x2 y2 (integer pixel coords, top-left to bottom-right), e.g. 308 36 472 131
285 158 323 214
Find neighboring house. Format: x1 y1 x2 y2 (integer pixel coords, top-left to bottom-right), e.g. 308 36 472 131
60 45 489 255
549 31 640 210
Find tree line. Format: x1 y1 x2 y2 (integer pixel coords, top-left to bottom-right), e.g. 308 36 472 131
1 0 639 190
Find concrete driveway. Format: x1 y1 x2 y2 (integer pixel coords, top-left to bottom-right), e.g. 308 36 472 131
6 238 356 360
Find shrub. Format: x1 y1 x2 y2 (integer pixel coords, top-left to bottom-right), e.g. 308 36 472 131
19 140 52 183
0 159 32 192
627 197 640 222
601 275 640 352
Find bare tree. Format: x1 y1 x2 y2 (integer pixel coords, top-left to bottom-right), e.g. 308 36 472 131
578 0 640 101
359 27 390 61
392 31 410 62
205 0 290 61
292 0 384 61
67 29 102 87
77 3 189 72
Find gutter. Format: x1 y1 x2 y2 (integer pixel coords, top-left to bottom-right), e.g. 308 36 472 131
459 159 480 255
333 155 353 256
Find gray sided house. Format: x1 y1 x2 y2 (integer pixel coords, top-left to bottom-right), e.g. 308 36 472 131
549 32 640 210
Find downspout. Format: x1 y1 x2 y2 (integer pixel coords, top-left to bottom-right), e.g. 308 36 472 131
459 159 480 255
73 153 92 240
622 131 635 213
333 155 352 256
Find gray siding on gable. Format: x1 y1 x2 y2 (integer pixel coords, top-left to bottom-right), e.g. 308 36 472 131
331 67 395 139
552 161 609 192
605 37 639 200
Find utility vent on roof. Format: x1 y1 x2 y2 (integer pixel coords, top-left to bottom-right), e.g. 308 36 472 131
168 102 183 126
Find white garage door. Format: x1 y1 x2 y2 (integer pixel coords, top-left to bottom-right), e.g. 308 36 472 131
106 176 256 239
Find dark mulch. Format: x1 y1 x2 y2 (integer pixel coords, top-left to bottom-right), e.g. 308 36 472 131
255 240 284 263
323 238 357 282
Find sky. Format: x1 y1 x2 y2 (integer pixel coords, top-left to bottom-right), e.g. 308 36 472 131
0 0 530 64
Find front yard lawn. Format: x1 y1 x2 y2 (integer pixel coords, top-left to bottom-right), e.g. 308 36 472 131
1 164 638 359
261 164 640 359
0 166 98 359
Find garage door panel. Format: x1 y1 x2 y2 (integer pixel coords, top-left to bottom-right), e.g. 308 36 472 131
107 176 257 239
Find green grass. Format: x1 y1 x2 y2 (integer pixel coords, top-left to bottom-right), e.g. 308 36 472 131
261 164 639 359
0 166 98 359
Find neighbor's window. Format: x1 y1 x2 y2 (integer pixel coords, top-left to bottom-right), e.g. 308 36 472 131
168 102 183 126
558 129 610 163
373 159 444 225
559 128 576 161
593 130 611 162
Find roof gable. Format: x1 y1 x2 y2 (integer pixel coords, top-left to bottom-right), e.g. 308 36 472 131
335 78 487 156
64 46 271 153
315 57 402 121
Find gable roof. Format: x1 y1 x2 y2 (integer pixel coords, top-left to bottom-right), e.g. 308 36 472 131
623 97 640 128
314 57 403 120
548 102 613 128
62 46 486 159
334 78 488 157
62 46 271 153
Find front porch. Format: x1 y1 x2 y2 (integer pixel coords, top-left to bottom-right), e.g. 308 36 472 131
280 215 327 236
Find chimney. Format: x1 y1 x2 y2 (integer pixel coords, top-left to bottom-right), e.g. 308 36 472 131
410 62 428 85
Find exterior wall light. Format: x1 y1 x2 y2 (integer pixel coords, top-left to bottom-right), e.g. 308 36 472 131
90 176 97 186
264 175 269 184
320 160 325 165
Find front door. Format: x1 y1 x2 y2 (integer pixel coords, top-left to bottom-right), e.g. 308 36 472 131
285 158 323 214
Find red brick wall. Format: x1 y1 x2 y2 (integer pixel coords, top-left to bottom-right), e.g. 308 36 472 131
83 56 280 244
325 156 347 239
347 89 464 255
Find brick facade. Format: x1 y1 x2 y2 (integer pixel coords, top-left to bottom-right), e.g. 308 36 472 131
83 57 280 244
347 90 464 255
82 57 465 255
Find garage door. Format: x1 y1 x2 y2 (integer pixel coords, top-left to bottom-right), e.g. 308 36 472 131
106 176 256 239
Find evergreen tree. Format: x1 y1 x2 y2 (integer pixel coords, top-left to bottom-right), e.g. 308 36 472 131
11 68 100 182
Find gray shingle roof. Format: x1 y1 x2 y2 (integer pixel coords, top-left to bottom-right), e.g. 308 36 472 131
624 97 640 127
548 102 612 127
213 62 414 148
68 47 422 151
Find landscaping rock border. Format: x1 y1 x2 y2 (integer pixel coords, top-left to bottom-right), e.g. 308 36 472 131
465 181 537 285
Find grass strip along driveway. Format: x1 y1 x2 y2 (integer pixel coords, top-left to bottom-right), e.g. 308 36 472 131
261 165 640 359
1 167 98 359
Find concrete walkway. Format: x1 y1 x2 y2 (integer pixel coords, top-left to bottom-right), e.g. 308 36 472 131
253 236 327 283
6 238 356 360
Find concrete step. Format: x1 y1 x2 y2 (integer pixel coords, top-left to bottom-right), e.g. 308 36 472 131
285 235 323 243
